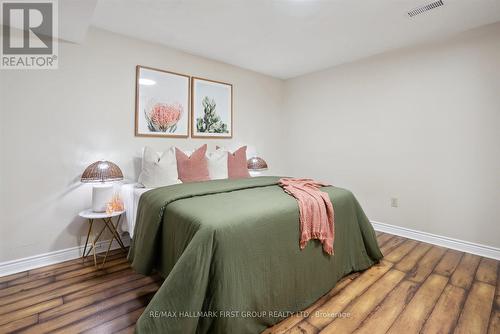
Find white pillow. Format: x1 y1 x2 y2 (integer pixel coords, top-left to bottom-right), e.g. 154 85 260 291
207 149 228 180
138 146 181 187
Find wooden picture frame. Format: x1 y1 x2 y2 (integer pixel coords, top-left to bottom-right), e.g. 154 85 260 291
135 65 190 138
191 77 233 138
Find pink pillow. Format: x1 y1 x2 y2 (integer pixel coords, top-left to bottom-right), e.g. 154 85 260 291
175 144 210 182
228 146 250 179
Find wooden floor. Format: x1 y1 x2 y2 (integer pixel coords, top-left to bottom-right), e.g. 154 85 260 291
0 233 498 334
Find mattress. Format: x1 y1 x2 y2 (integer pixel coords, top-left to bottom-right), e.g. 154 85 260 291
120 183 152 238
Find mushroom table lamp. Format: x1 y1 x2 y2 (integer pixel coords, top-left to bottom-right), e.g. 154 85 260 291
81 160 123 212
247 156 268 177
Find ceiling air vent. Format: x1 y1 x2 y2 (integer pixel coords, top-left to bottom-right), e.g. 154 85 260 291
408 0 444 18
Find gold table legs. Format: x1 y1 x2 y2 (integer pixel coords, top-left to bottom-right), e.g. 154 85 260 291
82 215 127 268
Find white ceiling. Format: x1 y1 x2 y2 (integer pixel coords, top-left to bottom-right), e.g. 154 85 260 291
85 1 500 78
59 0 97 43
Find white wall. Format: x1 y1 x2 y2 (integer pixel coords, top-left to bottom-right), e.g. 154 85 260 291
2 22 500 263
284 23 500 248
0 28 286 262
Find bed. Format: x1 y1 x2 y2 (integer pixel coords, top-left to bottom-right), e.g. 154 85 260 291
128 176 382 333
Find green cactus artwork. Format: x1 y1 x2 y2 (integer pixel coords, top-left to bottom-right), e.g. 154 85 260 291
196 96 229 134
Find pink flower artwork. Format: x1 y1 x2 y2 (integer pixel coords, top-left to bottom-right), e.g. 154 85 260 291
145 102 183 133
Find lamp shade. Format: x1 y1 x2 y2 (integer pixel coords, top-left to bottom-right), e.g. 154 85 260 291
81 160 123 183
247 157 268 171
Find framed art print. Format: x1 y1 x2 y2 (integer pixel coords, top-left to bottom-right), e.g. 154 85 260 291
191 77 232 138
135 65 190 138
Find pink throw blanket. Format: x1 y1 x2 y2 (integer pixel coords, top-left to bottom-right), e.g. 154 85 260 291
279 178 335 255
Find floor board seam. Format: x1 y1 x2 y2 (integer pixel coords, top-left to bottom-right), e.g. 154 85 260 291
1 235 498 334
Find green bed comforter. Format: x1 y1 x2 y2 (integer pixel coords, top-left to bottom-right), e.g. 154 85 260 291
129 176 382 334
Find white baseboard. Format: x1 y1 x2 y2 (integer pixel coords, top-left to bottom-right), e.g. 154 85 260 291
0 235 131 278
2 221 499 277
371 220 500 260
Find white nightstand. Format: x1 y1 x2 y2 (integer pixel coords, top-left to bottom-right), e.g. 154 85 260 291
79 209 127 268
